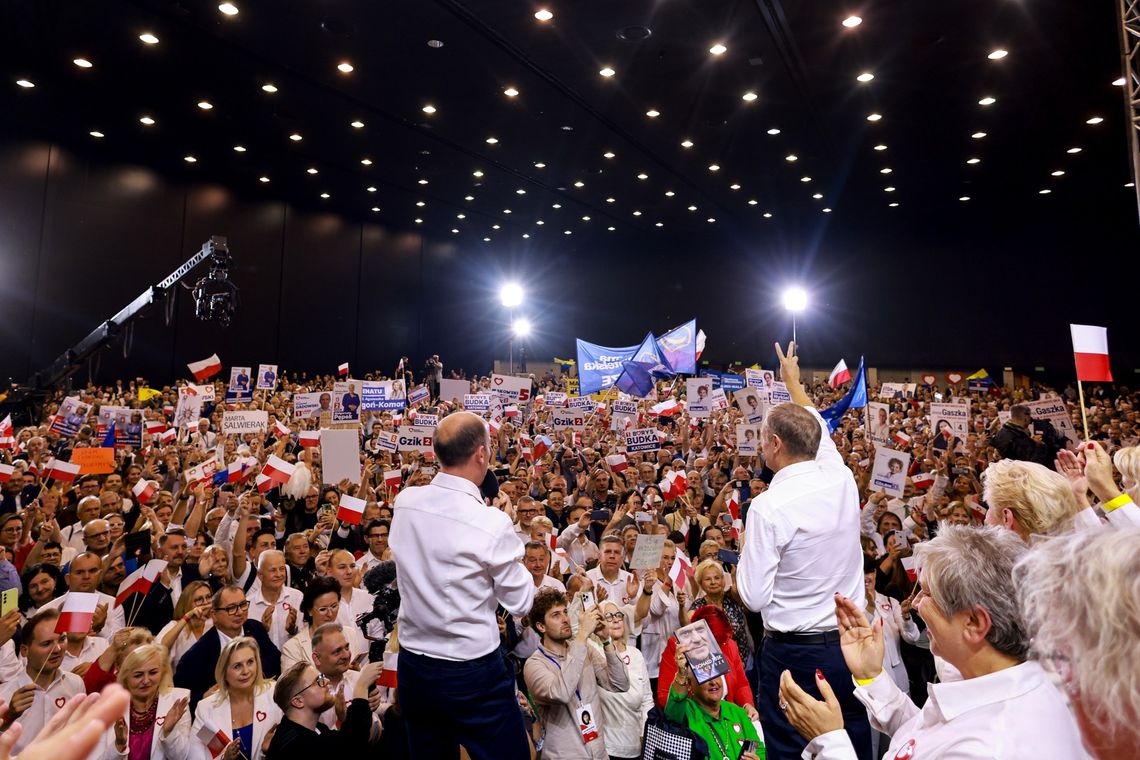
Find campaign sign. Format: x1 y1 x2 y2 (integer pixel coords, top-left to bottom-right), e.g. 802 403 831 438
552 408 586 430
568 396 594 413
464 394 491 412
1024 397 1080 445
768 382 792 405
256 364 278 390
412 413 439 428
439 378 470 405
546 392 568 407
625 428 662 453
333 381 362 423
222 411 268 435
629 534 667 570
374 431 398 452
881 383 916 399
871 448 911 497
52 396 89 438
490 374 533 403
361 380 406 412
736 424 760 455
397 425 434 454
734 388 766 424
866 402 891 445
930 402 970 438
408 385 431 407
745 368 767 390
294 391 333 421
701 370 745 393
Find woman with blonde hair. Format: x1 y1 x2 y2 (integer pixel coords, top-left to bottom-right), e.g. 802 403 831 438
156 580 214 666
691 558 751 661
98 643 192 759
191 637 281 760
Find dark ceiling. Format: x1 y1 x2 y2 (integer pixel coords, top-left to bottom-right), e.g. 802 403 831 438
2 0 1138 375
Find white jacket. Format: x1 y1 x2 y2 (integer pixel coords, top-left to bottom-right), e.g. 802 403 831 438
591 642 654 758
190 686 281 760
96 687 193 760
868 593 920 693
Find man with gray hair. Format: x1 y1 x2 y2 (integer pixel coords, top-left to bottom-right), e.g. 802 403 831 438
310 621 385 731
247 549 302 648
778 526 1086 759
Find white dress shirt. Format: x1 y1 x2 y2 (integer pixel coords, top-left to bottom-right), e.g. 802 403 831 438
356 551 385 576
867 593 920 692
61 634 109 673
280 623 367 674
587 566 635 606
640 585 682 678
247 585 304 650
336 587 375 629
737 406 864 632
802 662 1087 759
0 669 85 753
390 471 535 661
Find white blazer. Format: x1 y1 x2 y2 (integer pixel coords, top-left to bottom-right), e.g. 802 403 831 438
96 687 193 760
869 592 920 692
190 686 281 760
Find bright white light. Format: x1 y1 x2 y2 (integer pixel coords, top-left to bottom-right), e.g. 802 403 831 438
867 113 882 122
350 120 364 129
874 144 887 151
89 131 104 138
73 58 93 68
197 101 213 110
1067 147 1082 154
978 96 996 106
767 128 781 135
500 283 524 308
958 196 970 201
139 116 155 125
603 151 616 158
485 136 498 144
966 158 980 164
842 15 862 28
599 67 615 77
262 83 278 93
512 318 532 337
783 287 807 312
742 91 758 102
1051 170 1065 176
139 33 159 45
183 155 196 163
856 72 874 82
218 3 239 16
709 43 727 56
422 104 436 114
988 49 1008 60
504 87 519 97
646 109 660 117
971 131 987 139
233 145 246 152
337 62 354 73
15 79 34 88
1086 116 1103 125
681 139 694 148
534 9 553 21
1113 77 1126 86
707 164 720 172
785 154 798 162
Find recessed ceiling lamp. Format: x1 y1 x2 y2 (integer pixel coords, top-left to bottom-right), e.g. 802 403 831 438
748 199 758 205
504 87 519 97
261 83 278 93
763 212 773 218
645 109 660 118
306 168 318 174
1067 147 1082 153
856 72 874 82
842 15 862 28
183 155 197 162
801 176 811 182
1051 170 1065 176
197 101 213 110
988 49 1008 60
730 184 741 190
603 151 615 158
139 33 159 45
534 9 553 21
233 145 246 152
16 79 35 88
534 162 546 168
767 128 780 135
742 91 758 102
958 196 970 201
289 133 302 141
360 158 372 166
966 158 980 164
884 186 895 192
681 139 694 148
708 164 720 172
637 172 649 180
1039 189 1051 194
971 131 987 138
709 43 727 55
516 188 526 195
573 181 585 187
665 190 675 196
867 113 882 121
785 154 798 161
337 62 354 73
874 144 887 150
812 193 823 199
259 176 270 183
880 167 892 174
368 186 378 193
1086 116 1103 124
218 3 239 16
89 130 105 138
320 193 330 199
73 58 93 68
427 39 444 48
1113 77 1126 86
350 120 364 128
978 96 996 106
485 136 498 144
472 170 484 177
599 66 616 77
417 179 429 185
422 104 436 114
139 116 155 125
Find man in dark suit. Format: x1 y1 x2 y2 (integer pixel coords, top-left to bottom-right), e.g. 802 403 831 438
174 584 281 711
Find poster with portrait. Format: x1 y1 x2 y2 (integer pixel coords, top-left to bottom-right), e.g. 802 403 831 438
871 447 911 497
768 381 792 405
112 407 143 448
228 367 251 392
294 391 332 421
360 380 405 412
256 364 278 390
1023 397 1081 446
736 424 761 455
52 396 90 438
733 387 766 424
865 402 891 445
880 383 917 399
929 402 969 452
686 379 713 418
96 405 126 435
173 388 203 430
744 368 767 390
333 381 362 423
675 620 730 685
708 388 729 411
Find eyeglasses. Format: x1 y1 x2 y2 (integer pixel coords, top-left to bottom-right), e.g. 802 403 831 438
602 612 624 622
214 600 250 615
291 672 329 700
315 601 340 616
367 532 388 539
84 530 110 541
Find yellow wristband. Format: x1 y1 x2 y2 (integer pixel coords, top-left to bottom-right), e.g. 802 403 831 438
854 672 881 687
1103 493 1133 512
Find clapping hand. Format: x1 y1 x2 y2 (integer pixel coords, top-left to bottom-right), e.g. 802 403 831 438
778 669 844 741
834 594 884 681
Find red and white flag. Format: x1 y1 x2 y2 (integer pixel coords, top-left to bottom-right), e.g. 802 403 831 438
377 651 398 689
187 354 222 382
115 560 167 607
533 435 552 461
0 415 15 449
893 431 911 447
226 460 249 483
650 399 680 417
695 330 707 360
521 445 533 462
828 359 851 389
504 405 520 418
255 473 275 494
55 592 100 634
659 471 686 500
272 419 291 437
669 554 694 589
132 478 158 505
606 454 629 472
912 472 935 489
46 459 81 483
384 469 402 489
336 494 367 525
901 556 918 583
160 428 177 444
262 454 295 484
338 362 350 377
726 488 740 521
1070 324 1113 382
298 430 321 448
195 718 231 759
184 461 217 487
0 464 13 483
145 420 166 436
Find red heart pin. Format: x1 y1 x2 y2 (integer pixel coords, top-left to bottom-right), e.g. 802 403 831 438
894 739 917 760
54 696 66 708
282 602 291 610
155 716 165 727
256 710 267 722
946 372 963 384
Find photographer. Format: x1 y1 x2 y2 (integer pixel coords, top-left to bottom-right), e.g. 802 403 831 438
991 405 1065 467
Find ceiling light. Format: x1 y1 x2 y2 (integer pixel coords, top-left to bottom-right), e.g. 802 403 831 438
889 202 899 207
89 131 104 138
708 164 720 172
422 104 436 114
492 224 501 230
464 195 474 200
633 210 642 216
563 230 571 235
534 162 546 168
823 208 832 213
978 96 996 106
637 172 649 180
552 203 561 208
608 226 615 231
867 113 882 121
350 120 364 129
197 101 213 110
1067 147 1082 153
418 179 429 185
687 205 697 211
1127 182 1136 188
307 168 318 175
504 209 512 214
681 139 694 148
259 176 270 183
428 40 444 48
233 145 246 152
709 43 727 56
606 197 616 203
457 213 466 219
183 155 196 163
971 131 987 138
139 116 155 126
988 49 1008 60
603 151 615 158
966 158 980 164
581 215 591 221
483 237 491 242
360 158 372 166
767 128 781 135
73 58 93 68
706 217 716 223
415 218 424 224
812 193 823 199
504 87 519 97
874 144 887 151
561 125 573 131
1086 116 1104 125
763 212 773 218
786 154 798 161
856 72 874 82
884 186 895 192
522 233 529 239
599 67 616 77
516 188 526 195
15 79 34 88
218 3 239 16
880 167 892 174
665 190 675 197
337 62 354 73
416 201 426 207
742 91 758 102
139 33 159 45
535 9 553 21
320 193 330 199
472 170 484 177
573 181 585 187
842 15 862 28
646 109 660 118
367 186 377 192
800 176 811 182
485 136 498 144
261 83 278 93
536 220 544 225
1051 170 1065 176
958 196 970 201
1113 77 1126 86
1039 189 1051 194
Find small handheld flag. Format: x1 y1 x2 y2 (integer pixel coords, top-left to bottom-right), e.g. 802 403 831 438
56 592 100 634
187 354 222 382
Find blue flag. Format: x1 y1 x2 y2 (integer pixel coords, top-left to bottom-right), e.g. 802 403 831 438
819 356 867 433
656 319 698 375
101 421 116 448
615 361 657 398
576 338 640 395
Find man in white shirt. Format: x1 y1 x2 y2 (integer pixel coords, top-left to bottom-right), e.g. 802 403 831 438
390 411 534 760
329 549 374 629
523 541 566 593
247 550 302 649
0 608 86 753
355 519 390 575
587 535 635 606
737 342 869 760
311 622 385 732
39 552 125 640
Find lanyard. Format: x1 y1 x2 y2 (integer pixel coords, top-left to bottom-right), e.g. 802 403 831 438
536 646 581 702
702 715 733 760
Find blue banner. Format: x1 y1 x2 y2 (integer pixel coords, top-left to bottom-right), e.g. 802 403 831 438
576 339 640 395
657 319 698 375
820 357 867 433
700 369 746 393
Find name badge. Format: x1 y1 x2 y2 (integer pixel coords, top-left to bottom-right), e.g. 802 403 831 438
577 702 599 744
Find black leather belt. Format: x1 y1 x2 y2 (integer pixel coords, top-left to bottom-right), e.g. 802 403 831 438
764 629 841 645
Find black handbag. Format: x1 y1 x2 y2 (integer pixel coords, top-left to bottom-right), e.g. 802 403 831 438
640 708 710 760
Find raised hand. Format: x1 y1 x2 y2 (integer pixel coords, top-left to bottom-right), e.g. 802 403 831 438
778 669 844 741
833 594 884 681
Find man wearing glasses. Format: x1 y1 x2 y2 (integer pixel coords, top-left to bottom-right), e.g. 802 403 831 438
355 519 390 575
267 660 382 752
174 584 281 711
514 496 542 543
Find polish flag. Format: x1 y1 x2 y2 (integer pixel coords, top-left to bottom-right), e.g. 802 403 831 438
377 650 398 689
262 454 295 484
504 405 520 418
115 560 167 607
901 556 918 584
605 454 629 472
1070 324 1113 382
226 460 249 483
659 471 686 500
255 473 275 494
695 330 707 360
160 428 177 444
912 472 935 489
145 420 166 436
132 479 158 505
272 419 291 437
46 459 81 483
336 494 367 525
893 431 911 447
669 554 694 589
572 432 582 447
298 430 321 448
726 488 740 521
187 354 222 382
0 415 15 449
521 445 533 462
828 359 851 389
184 461 217 487
338 362 350 377
384 469 402 489
650 399 680 417
195 718 231 758
0 464 13 483
533 435 552 461
55 592 100 634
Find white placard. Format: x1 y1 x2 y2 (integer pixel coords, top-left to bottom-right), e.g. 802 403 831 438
881 383 916 399
865 402 891 445
294 391 333 421
870 447 911 497
1023 397 1080 445
320 428 362 484
733 387 766 424
768 382 792 405
629 534 667 570
412 413 439 428
256 364 278 390
687 379 713 418
222 411 268 435
624 428 661 453
490 374 533 403
568 396 594 413
552 408 586 430
439 378 470 405
930 402 969 450
735 424 760 455
546 392 568 407
397 425 435 454
464 394 491 412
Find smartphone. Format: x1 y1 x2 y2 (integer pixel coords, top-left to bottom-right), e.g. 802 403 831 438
578 591 596 610
740 739 759 754
591 508 611 522
719 513 732 525
717 549 739 565
735 480 745 489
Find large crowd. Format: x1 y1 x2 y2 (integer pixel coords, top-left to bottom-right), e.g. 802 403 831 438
0 345 1136 760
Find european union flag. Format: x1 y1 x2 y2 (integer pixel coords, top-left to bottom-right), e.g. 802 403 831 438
615 361 657 398
819 357 867 433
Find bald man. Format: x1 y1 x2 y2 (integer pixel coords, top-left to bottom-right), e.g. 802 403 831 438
390 411 534 760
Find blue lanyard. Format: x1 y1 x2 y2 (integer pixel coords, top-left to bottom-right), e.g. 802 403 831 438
536 645 581 702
